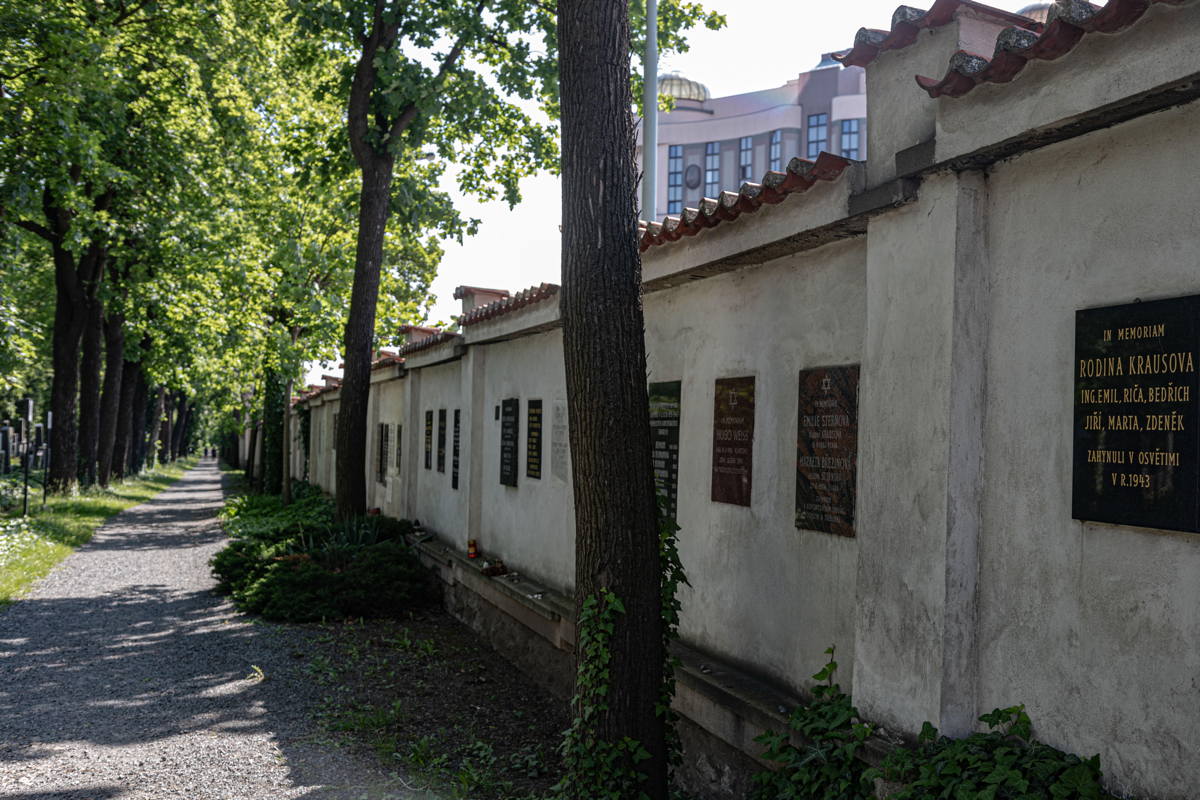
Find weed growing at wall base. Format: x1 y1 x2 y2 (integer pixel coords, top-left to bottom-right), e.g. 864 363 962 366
753 647 1121 800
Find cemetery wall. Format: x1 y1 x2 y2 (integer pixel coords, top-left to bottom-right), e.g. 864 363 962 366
974 101 1200 796
643 235 865 689
404 358 470 540
282 5 1200 795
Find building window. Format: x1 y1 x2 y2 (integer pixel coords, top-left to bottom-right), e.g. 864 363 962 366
769 130 782 172
704 141 720 198
840 118 861 159
667 144 683 215
376 422 389 484
395 424 402 470
739 136 753 182
806 113 828 159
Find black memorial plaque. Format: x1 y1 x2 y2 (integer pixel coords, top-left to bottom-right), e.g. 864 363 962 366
424 411 433 470
712 376 755 506
452 410 461 489
1073 294 1200 532
795 365 860 537
500 397 519 487
527 400 543 479
437 409 447 473
649 381 682 520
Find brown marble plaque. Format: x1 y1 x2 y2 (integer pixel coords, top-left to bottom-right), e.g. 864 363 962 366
711 376 755 506
795 365 860 537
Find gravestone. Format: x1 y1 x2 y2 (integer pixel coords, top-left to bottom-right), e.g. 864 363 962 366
551 400 569 482
1073 294 1200 532
500 398 519 487
795 365 860 537
437 409 447 473
649 381 682 520
0 425 9 475
526 400 543 479
424 410 433 470
711 376 755 506
452 410 461 490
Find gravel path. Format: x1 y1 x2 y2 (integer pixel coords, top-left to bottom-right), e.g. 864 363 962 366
0 459 436 800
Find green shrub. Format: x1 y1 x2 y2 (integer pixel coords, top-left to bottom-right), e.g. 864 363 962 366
210 483 434 623
210 539 270 594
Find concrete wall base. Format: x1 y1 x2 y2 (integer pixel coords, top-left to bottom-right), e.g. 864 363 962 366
411 534 810 798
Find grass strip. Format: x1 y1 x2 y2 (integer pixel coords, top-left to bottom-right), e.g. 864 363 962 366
0 458 196 605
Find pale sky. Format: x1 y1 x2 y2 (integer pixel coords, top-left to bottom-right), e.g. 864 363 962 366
422 0 1036 325
312 0 1035 379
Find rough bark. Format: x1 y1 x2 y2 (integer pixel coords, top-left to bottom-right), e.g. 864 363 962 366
96 312 125 486
336 160 391 518
558 0 666 795
170 392 188 460
282 376 294 505
151 386 167 466
77 296 104 486
37 184 112 494
263 371 284 495
47 250 85 493
245 419 258 489
128 369 150 475
111 358 138 481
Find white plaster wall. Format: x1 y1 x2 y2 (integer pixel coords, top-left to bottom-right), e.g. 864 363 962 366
853 171 961 732
645 235 865 695
366 377 406 515
411 360 470 544
478 330 576 595
978 102 1200 800
308 399 338 493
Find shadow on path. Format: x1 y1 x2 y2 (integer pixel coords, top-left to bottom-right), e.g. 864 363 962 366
0 460 430 800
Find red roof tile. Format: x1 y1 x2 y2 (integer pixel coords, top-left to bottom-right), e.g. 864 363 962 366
371 354 404 371
638 153 854 252
835 0 1040 68
452 285 511 300
916 0 1191 98
396 330 461 356
459 283 561 326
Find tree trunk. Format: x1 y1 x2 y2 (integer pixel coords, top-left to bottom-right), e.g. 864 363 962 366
46 237 103 493
263 371 284 494
245 418 258 489
152 387 167 467
76 291 104 487
111 358 138 481
559 0 666 796
128 369 150 475
96 311 124 486
282 376 294 505
336 158 393 518
170 392 188 460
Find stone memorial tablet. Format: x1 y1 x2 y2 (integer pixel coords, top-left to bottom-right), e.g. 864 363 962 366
649 381 682 520
712 376 754 506
437 409 447 473
452 410 461 489
527 400 543 479
1073 294 1200 532
795 365 860 537
500 397 519 487
551 400 569 482
424 410 433 470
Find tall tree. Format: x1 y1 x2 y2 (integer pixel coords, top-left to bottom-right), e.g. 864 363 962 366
294 0 721 518
559 0 665 796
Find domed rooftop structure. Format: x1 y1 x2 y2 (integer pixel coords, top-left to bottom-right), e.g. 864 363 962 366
1017 2 1052 22
658 72 710 103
